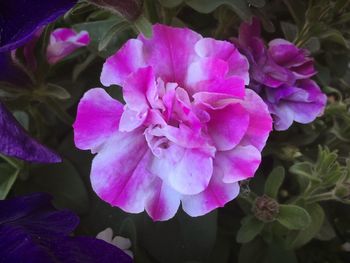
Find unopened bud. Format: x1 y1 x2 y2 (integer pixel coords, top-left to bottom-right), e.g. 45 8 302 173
88 0 143 21
253 195 279 222
334 183 350 200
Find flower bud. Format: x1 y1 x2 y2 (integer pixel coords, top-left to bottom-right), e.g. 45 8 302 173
334 183 350 200
253 195 279 222
88 0 143 21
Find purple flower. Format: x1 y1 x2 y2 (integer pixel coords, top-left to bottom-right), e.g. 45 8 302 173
0 102 61 163
0 193 133 263
235 18 327 130
0 0 77 52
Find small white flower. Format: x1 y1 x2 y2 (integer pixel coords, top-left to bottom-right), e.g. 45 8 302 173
341 242 350 252
97 228 133 258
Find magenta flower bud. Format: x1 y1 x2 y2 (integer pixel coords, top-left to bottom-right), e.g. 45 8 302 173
88 0 143 21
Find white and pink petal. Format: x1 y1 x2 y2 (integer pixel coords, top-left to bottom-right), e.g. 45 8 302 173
182 167 240 217
73 88 123 152
90 131 154 213
100 39 146 87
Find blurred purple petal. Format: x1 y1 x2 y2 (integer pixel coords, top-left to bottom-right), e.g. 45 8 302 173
0 193 133 263
0 102 61 163
0 0 77 52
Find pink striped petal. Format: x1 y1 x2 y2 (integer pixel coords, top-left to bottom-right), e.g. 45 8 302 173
207 103 249 151
138 24 201 86
186 58 228 92
91 131 154 213
216 145 261 183
100 39 146 87
182 167 240 217
150 143 214 195
122 66 156 112
240 89 272 151
195 38 249 84
73 88 123 152
119 107 148 132
145 178 181 221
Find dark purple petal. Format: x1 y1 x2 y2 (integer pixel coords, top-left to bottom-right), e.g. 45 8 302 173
0 193 133 263
0 102 61 163
0 0 77 52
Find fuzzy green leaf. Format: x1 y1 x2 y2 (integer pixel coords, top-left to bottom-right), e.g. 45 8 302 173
264 166 285 199
237 216 264 243
277 204 311 230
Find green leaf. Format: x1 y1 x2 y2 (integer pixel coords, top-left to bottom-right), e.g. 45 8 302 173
0 163 18 200
44 83 71 100
315 216 336 241
133 15 153 38
73 53 97 81
277 204 311 230
320 29 349 49
303 37 320 53
15 159 89 214
236 216 264 243
285 203 325 249
289 162 321 182
264 166 285 199
73 18 133 58
280 21 298 42
98 21 130 51
282 0 307 28
186 0 252 20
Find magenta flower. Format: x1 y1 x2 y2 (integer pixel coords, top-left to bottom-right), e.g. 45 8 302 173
235 18 327 130
46 28 90 64
73 24 272 221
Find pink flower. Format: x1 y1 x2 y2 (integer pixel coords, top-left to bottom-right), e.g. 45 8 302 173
46 28 90 64
73 24 272 221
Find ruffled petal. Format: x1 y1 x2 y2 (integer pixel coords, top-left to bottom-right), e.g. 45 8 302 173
138 24 202 86
122 66 156 112
145 177 181 221
195 38 249 84
182 167 240 217
100 39 146 86
216 145 261 183
240 89 272 151
150 143 214 195
73 88 123 152
186 58 246 99
207 103 249 151
268 103 295 131
91 131 153 213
